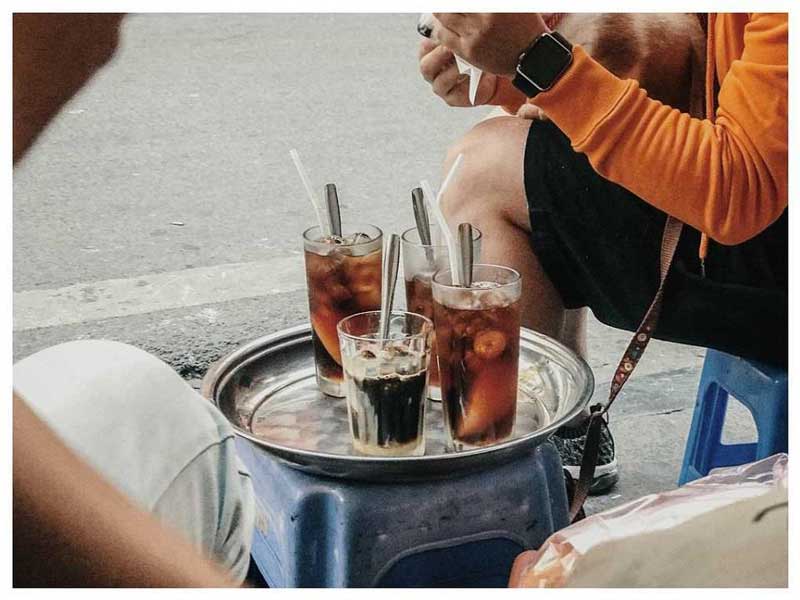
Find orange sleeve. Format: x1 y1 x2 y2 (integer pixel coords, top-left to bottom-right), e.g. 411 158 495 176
532 14 787 245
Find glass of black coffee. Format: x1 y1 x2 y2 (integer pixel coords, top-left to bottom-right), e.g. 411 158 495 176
337 310 432 456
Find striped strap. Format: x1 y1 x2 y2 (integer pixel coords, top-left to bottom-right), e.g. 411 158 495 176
568 216 684 522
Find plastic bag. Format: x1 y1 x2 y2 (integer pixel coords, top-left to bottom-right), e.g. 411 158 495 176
511 454 788 587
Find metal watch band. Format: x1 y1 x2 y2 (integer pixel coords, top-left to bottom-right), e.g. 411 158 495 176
512 30 573 98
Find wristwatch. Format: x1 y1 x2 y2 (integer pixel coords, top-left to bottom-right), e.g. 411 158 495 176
512 31 574 98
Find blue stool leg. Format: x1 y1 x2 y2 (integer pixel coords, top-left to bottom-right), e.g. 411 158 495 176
680 349 788 486
706 350 787 463
679 379 729 485
754 377 789 458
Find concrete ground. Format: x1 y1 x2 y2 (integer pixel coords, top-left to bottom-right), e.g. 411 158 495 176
13 14 756 516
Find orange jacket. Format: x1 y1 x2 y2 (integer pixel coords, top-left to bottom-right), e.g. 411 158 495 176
491 13 788 247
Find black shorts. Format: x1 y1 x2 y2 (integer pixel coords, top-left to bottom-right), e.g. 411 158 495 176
524 120 788 367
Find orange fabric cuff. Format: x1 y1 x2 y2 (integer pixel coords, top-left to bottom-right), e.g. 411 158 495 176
532 45 635 148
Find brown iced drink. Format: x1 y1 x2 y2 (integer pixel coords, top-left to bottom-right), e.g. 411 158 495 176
431 265 522 450
303 225 383 397
404 275 440 387
401 225 481 400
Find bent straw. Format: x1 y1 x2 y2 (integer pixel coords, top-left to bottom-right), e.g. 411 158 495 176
437 153 464 208
421 164 464 287
422 153 465 284
289 149 331 237
421 179 455 282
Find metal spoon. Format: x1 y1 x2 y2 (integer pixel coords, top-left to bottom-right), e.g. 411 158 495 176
379 233 401 340
458 223 474 288
411 187 435 266
412 187 432 245
325 183 342 237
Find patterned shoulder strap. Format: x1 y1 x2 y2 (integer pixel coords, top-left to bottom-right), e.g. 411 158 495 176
569 216 684 522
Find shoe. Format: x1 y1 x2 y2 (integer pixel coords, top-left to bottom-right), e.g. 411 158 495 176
552 416 618 494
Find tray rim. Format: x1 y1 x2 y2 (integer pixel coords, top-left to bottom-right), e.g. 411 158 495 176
201 323 594 480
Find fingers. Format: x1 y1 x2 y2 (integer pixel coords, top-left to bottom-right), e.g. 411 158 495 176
432 25 460 50
473 73 499 106
432 12 467 30
419 44 454 83
508 549 543 587
430 19 461 50
432 65 468 99
417 36 438 60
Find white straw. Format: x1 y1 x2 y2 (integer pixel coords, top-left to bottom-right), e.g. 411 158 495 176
289 149 331 237
420 153 465 285
421 178 460 286
437 153 464 207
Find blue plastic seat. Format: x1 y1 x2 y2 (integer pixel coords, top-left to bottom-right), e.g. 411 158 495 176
679 349 788 485
236 439 569 588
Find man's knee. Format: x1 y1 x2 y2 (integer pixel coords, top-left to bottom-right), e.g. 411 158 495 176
13 339 235 507
14 340 187 422
14 339 255 582
442 116 529 223
444 116 521 181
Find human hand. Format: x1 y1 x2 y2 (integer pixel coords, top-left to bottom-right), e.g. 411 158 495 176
507 548 542 587
431 13 548 78
418 37 498 107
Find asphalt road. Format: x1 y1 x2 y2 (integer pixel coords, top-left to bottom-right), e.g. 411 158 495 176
13 13 491 371
15 14 742 513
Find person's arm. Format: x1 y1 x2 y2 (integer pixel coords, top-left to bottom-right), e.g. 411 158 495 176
13 394 237 587
12 14 124 162
487 77 527 115
433 13 787 245
532 13 787 245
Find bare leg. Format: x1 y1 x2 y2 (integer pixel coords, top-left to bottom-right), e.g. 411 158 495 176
440 116 586 357
563 308 587 358
13 340 255 582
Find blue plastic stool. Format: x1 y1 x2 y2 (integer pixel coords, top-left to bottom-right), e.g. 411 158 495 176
236 439 569 588
678 349 788 485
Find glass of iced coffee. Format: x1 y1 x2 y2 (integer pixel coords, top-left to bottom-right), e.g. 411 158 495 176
401 225 481 400
431 265 522 451
303 224 383 397
337 310 432 456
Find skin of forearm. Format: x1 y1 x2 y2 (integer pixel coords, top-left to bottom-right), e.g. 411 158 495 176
13 14 239 587
13 13 124 162
13 394 237 587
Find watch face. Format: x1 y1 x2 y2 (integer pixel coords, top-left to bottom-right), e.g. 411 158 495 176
520 34 572 89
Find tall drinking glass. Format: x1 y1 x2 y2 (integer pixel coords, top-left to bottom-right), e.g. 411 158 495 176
401 224 481 399
431 264 522 451
303 224 383 397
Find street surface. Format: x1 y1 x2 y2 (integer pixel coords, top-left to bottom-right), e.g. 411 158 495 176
14 14 754 513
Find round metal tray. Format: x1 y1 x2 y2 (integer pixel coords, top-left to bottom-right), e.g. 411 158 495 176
201 324 594 482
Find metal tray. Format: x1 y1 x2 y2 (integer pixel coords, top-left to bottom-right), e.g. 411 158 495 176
201 324 593 482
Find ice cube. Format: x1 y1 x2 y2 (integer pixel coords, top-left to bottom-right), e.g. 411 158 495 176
413 271 436 284
328 282 353 304
365 361 379 378
350 232 372 244
390 344 411 357
335 232 372 246
378 360 395 377
315 234 343 246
